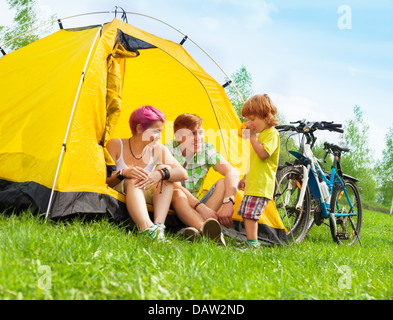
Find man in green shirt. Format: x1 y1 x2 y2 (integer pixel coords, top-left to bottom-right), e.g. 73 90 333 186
166 113 240 245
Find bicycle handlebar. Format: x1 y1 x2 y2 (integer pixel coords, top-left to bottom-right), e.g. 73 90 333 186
276 120 343 134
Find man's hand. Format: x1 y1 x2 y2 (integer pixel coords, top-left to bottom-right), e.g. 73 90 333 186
218 203 234 228
196 203 218 221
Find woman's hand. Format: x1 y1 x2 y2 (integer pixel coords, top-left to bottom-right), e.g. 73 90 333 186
134 170 162 190
123 166 149 181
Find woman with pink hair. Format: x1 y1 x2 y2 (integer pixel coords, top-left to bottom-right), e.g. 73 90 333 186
106 106 188 242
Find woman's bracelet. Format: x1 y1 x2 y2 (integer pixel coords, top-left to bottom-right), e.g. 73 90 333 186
194 201 203 210
157 168 170 194
159 167 170 180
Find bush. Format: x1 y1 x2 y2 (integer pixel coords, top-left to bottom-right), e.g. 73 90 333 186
362 200 390 214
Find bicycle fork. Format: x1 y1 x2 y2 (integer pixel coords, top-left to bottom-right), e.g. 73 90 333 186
296 164 310 211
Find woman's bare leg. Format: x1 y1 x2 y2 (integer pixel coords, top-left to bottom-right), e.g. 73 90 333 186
124 178 154 231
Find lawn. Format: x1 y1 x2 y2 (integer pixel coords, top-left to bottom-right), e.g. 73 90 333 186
0 209 392 300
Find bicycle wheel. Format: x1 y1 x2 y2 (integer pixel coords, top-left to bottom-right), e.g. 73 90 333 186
274 166 311 243
306 199 319 233
330 179 362 245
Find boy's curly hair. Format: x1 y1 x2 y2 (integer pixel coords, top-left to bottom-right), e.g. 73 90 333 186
241 94 279 127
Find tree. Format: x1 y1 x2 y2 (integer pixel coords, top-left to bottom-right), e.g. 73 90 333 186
225 65 254 122
376 126 393 207
340 105 377 201
0 0 55 53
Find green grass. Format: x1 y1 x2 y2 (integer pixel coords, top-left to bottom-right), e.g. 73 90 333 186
0 209 392 300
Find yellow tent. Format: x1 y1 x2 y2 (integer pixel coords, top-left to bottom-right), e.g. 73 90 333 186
0 17 287 245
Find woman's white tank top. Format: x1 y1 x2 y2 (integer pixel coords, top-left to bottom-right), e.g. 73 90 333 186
115 138 156 173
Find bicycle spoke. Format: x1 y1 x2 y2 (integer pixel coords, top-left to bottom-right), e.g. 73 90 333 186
330 179 362 245
274 166 311 243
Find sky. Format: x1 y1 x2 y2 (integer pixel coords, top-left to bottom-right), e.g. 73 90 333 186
1 0 392 160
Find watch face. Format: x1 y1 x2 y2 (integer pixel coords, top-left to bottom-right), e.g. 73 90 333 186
223 197 234 204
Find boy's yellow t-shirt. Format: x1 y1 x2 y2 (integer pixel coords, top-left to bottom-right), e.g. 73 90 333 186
244 127 280 199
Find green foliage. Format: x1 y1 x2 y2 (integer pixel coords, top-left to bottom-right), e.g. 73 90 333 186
340 106 377 201
278 132 298 166
1 0 38 51
0 0 55 53
376 126 393 207
312 141 333 170
362 200 390 214
225 65 254 122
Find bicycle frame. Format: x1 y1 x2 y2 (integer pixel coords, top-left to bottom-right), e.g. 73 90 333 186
289 143 357 220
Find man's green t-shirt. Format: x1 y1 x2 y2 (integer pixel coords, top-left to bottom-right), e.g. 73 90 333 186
165 140 222 198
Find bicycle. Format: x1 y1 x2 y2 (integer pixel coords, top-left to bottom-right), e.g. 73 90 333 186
274 120 363 245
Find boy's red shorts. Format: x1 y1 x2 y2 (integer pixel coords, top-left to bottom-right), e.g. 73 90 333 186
238 195 270 220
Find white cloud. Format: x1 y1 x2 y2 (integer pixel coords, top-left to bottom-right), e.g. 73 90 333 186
347 66 359 77
0 2 14 28
366 120 386 161
225 0 276 30
198 17 220 31
242 0 277 29
270 93 329 123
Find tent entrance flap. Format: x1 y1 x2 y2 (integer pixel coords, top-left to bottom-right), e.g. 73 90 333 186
101 30 152 176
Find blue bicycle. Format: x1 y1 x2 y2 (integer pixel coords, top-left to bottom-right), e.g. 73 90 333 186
274 120 362 245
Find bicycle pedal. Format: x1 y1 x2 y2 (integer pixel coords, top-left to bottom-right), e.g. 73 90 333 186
337 232 348 239
314 205 324 226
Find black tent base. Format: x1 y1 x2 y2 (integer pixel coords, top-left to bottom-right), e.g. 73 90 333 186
0 179 186 232
1 179 288 246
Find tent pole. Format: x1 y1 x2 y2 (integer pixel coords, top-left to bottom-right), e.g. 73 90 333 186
44 24 103 221
2 10 245 104
122 12 245 104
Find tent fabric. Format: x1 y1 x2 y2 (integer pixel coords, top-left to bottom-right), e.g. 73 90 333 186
0 18 287 245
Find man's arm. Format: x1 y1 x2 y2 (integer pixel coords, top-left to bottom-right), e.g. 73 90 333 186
174 182 218 220
213 158 240 227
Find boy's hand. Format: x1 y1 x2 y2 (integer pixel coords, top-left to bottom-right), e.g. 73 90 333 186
240 123 257 140
240 126 251 139
237 178 246 191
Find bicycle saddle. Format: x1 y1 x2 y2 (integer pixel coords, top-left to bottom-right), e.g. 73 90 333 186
324 142 350 153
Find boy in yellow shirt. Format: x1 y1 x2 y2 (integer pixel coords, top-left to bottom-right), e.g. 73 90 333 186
237 94 280 248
